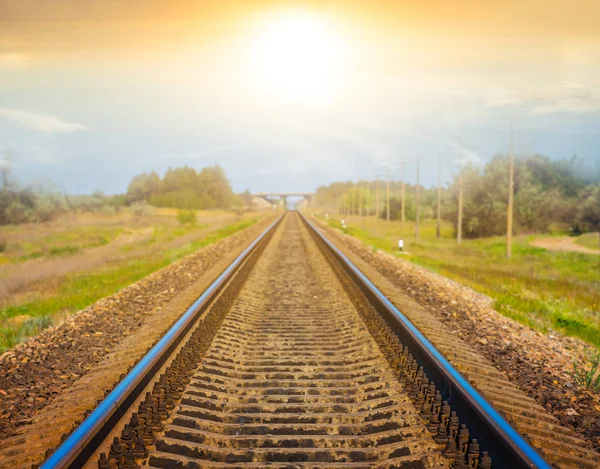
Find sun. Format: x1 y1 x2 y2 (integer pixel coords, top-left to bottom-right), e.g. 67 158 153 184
249 10 344 106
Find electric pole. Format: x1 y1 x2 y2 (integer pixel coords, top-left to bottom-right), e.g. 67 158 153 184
366 181 370 217
375 177 380 218
345 191 349 216
507 119 514 258
358 181 363 216
457 137 463 245
437 154 442 238
401 158 406 223
415 158 420 239
386 169 390 222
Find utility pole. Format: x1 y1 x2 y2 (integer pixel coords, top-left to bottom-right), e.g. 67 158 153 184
457 137 463 245
415 158 420 239
375 177 380 219
345 192 349 216
506 119 515 258
437 154 442 238
356 181 363 217
347 189 351 216
401 158 406 223
386 169 390 222
347 191 351 216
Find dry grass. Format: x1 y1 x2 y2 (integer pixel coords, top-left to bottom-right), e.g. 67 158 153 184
0 209 270 351
0 208 264 302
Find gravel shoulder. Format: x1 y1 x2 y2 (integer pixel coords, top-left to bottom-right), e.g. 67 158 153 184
0 215 276 444
314 217 600 452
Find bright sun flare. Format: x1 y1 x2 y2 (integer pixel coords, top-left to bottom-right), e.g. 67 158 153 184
250 11 343 105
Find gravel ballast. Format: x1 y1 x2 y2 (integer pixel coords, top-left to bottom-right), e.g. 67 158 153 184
315 219 600 451
0 216 275 441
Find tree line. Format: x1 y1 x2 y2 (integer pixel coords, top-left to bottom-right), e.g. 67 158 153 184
0 162 250 226
125 165 237 210
0 160 124 225
314 154 600 237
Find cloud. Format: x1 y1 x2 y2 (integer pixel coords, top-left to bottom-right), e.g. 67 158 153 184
0 107 89 133
488 85 600 115
532 86 600 114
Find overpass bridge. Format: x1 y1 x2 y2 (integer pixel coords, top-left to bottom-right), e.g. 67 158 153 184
252 192 314 206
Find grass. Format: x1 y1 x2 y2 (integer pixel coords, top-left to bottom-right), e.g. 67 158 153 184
323 215 600 348
5 226 125 262
0 215 262 352
575 232 600 251
570 350 600 392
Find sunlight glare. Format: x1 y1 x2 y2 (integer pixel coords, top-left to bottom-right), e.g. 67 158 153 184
249 10 344 106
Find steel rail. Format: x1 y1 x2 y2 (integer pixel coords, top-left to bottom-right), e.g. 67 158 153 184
41 215 283 469
299 212 552 469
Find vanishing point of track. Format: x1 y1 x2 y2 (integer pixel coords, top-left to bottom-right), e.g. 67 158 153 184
39 212 591 469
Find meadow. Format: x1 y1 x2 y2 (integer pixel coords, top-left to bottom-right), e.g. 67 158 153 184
0 208 265 352
576 232 600 251
323 215 600 348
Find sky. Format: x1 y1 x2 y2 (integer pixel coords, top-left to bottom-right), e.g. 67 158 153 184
1 0 599 194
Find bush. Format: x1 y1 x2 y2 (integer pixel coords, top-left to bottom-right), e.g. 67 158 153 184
130 202 154 217
34 195 64 222
570 351 600 393
20 316 53 338
101 205 116 215
177 209 196 224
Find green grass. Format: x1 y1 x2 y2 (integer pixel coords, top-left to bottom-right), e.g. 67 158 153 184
48 245 81 256
0 218 259 352
575 232 600 250
325 216 600 348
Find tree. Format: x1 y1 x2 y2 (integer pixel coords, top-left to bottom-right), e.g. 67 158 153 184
197 165 233 208
577 186 600 232
239 190 254 208
126 171 160 204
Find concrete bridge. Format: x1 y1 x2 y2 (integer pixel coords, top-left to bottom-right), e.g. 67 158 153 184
252 192 314 206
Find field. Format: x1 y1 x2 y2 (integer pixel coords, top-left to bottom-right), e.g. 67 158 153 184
0 208 267 352
576 232 600 251
322 215 600 348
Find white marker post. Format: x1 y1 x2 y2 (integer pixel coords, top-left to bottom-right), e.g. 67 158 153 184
398 239 404 252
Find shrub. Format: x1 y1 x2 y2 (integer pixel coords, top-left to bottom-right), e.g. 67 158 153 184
570 351 600 393
101 205 116 215
19 316 53 338
130 202 154 217
177 210 196 225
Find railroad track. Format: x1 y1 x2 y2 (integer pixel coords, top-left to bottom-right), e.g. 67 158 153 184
37 212 596 469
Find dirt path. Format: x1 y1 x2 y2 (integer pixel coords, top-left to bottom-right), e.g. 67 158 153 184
530 236 600 255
